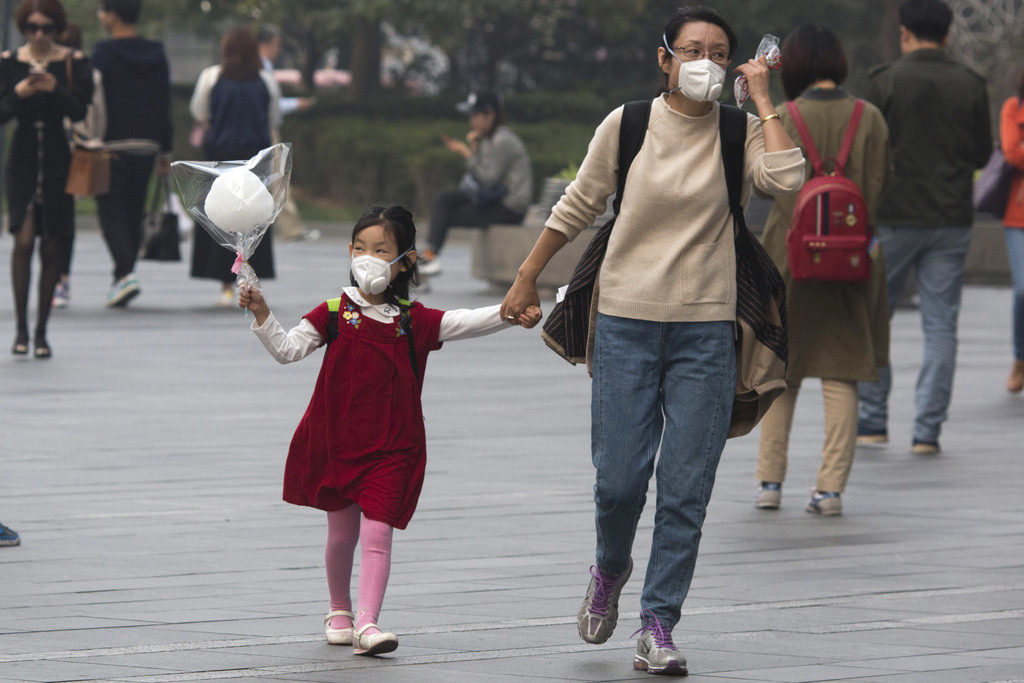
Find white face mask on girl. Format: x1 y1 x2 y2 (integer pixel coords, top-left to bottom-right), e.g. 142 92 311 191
350 249 411 295
663 35 726 103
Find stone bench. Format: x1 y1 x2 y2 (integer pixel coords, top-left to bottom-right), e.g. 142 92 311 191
470 222 596 291
467 191 768 292
466 194 1012 292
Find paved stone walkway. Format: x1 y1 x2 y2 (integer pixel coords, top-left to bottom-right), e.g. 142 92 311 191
1 227 1022 682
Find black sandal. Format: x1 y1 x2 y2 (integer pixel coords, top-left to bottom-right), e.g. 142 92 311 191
33 341 51 359
11 341 28 356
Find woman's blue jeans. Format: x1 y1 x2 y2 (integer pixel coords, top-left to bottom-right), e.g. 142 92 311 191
1005 227 1024 360
591 313 735 631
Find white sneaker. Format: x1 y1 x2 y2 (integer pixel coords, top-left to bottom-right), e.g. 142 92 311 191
52 281 70 308
418 258 442 276
755 482 781 509
106 275 140 308
216 287 235 308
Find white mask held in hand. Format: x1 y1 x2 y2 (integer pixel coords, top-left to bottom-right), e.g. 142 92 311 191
663 36 726 103
351 249 411 295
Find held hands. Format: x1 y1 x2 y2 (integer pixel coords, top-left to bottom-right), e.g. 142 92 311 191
506 304 543 329
501 276 543 329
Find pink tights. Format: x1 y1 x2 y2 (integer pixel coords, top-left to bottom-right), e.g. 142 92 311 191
325 505 394 634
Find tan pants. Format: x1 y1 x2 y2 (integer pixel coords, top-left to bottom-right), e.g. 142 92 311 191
270 128 305 240
275 192 305 240
756 379 858 493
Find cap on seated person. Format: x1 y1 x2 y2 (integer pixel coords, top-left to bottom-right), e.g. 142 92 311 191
456 91 502 115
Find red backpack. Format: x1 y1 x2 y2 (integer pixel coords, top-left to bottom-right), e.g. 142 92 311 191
785 99 871 283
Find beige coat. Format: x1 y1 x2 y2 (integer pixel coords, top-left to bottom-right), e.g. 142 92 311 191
761 90 891 382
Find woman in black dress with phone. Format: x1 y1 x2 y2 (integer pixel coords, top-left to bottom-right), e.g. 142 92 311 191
0 0 92 357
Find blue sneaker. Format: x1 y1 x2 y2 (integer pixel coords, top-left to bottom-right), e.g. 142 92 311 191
0 522 20 547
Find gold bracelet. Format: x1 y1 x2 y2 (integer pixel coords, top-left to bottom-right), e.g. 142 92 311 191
760 113 781 124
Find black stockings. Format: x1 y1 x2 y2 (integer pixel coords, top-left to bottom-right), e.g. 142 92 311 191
10 206 60 348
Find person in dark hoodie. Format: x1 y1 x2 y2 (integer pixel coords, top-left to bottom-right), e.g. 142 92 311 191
92 0 172 307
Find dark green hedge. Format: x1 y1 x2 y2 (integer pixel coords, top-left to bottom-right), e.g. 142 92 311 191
170 87 600 216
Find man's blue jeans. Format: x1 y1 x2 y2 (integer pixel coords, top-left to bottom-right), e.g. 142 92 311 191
1005 228 1024 361
591 313 735 631
858 226 972 444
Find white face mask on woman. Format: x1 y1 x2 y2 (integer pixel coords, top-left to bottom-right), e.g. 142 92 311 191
350 249 411 295
663 34 726 103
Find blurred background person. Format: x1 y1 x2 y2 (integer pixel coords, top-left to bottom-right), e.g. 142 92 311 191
91 0 173 308
256 24 318 243
0 0 92 358
51 21 106 309
189 26 279 306
419 91 532 277
998 68 1024 394
856 0 991 455
753 23 891 516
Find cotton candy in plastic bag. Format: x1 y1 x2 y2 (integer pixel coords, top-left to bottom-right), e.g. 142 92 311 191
734 34 781 107
171 143 293 296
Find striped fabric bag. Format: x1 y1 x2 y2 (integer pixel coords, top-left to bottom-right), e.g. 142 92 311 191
540 100 651 365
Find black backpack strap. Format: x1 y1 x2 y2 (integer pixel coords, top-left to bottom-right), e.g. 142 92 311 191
398 299 419 385
720 103 789 363
325 297 342 348
718 103 748 222
613 100 653 215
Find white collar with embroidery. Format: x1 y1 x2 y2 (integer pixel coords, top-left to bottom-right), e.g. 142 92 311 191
343 287 402 318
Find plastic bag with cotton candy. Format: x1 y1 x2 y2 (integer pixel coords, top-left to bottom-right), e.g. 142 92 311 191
171 143 292 295
734 34 781 107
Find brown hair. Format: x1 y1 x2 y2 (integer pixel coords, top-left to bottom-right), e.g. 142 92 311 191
780 23 849 101
16 0 67 36
219 26 261 81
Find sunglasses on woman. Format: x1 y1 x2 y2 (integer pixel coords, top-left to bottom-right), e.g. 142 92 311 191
24 22 55 35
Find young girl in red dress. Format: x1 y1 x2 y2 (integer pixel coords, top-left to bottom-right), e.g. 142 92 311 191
239 205 540 656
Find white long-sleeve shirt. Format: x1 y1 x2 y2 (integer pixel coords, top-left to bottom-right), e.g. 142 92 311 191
252 288 508 364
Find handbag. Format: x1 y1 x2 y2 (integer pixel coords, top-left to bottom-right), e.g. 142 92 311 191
141 176 181 261
720 104 788 437
65 143 111 197
63 55 111 197
974 146 1014 219
459 173 509 207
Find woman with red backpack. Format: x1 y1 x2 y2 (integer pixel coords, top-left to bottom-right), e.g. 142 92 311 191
753 23 892 516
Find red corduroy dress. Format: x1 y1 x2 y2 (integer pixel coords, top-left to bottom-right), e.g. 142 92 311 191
283 294 445 529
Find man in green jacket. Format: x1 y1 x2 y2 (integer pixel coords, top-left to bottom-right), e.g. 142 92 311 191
857 0 991 455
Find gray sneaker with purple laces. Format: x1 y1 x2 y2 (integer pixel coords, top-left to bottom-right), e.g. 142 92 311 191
633 610 688 676
577 557 632 644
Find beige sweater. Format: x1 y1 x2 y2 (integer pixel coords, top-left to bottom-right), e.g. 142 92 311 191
547 96 805 323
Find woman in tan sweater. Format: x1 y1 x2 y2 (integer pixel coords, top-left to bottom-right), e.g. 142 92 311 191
501 6 804 676
753 23 892 517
